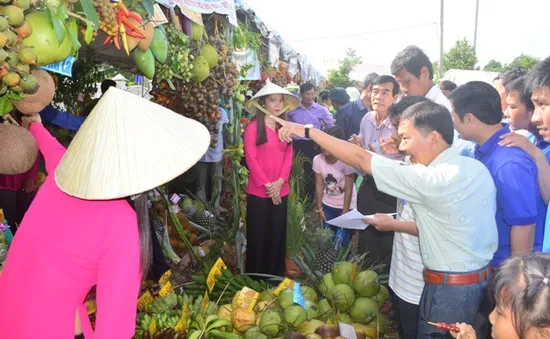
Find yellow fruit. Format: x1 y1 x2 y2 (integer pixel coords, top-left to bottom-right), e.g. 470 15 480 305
2 72 20 87
137 22 154 51
18 46 36 65
14 21 32 38
12 0 30 10
231 307 256 333
0 6 25 27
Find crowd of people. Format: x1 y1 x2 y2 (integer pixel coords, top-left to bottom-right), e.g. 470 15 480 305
244 45 550 339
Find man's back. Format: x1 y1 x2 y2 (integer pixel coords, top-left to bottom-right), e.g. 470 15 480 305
475 126 545 266
371 147 498 272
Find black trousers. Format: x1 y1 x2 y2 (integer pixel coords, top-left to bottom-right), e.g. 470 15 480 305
0 189 34 234
246 194 287 277
292 139 318 199
357 175 396 269
392 291 419 339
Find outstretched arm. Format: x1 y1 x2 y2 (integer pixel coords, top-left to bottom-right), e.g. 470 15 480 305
23 115 66 175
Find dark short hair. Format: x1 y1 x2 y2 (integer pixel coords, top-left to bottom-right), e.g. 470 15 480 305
388 96 429 122
401 101 454 145
362 73 379 90
450 81 503 125
489 254 550 338
371 75 400 96
525 56 550 93
439 80 457 92
101 79 117 94
505 76 535 113
324 126 345 140
300 82 315 94
494 68 526 87
391 45 433 80
319 90 329 101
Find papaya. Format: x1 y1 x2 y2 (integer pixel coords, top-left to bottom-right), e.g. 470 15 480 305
137 22 155 52
21 11 72 66
132 48 155 80
150 27 168 63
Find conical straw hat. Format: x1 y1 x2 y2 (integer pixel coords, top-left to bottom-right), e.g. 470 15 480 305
55 87 211 200
245 80 300 115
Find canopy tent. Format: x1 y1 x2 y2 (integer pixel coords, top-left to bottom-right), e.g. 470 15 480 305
442 69 500 86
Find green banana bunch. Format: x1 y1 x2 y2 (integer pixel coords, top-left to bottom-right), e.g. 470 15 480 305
187 313 233 339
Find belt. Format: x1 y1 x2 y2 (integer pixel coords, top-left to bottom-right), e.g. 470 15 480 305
423 266 493 286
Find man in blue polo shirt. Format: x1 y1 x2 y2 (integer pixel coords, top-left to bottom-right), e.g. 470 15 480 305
451 81 545 266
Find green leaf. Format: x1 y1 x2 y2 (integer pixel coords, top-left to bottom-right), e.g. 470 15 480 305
84 23 94 44
142 0 154 18
46 7 66 44
56 3 69 20
0 95 14 117
7 91 24 101
66 23 81 52
80 0 99 28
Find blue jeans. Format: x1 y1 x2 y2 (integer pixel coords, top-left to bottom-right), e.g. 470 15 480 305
323 204 351 248
417 266 491 339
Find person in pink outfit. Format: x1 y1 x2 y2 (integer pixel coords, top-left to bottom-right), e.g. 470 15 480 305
0 87 210 339
243 81 300 276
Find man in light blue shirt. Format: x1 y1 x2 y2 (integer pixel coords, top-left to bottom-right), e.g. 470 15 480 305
196 107 229 214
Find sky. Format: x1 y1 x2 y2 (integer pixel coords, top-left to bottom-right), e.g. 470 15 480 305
243 0 550 80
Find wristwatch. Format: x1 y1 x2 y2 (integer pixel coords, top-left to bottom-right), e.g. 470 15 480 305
304 124 314 138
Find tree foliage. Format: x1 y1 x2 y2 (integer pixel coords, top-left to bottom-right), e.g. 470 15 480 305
443 38 478 72
326 48 362 88
483 59 504 72
483 54 540 73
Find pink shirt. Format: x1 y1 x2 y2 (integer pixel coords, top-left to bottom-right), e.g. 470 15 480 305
244 121 293 198
0 123 141 339
312 154 357 209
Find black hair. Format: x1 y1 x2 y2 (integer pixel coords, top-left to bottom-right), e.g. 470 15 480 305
300 82 315 94
439 80 457 92
324 126 345 140
494 68 526 87
254 96 286 146
401 101 454 145
489 254 550 339
320 90 330 101
525 56 550 94
505 76 535 113
101 79 117 94
388 96 429 123
362 73 379 90
128 194 152 279
450 81 503 124
391 45 434 80
371 75 401 96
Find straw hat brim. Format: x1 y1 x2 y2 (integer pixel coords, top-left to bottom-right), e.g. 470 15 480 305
54 87 211 200
244 82 300 115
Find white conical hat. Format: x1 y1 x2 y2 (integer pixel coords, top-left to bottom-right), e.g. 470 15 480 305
55 87 211 200
245 80 300 115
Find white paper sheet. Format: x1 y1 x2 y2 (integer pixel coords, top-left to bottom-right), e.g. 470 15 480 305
326 209 396 230
338 322 357 339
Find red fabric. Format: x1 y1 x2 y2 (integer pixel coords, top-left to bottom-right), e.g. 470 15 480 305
0 154 41 191
244 121 293 198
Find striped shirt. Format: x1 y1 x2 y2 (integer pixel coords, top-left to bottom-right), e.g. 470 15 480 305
389 192 424 305
358 111 403 161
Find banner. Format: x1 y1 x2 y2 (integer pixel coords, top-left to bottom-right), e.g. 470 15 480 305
233 49 261 81
158 0 238 26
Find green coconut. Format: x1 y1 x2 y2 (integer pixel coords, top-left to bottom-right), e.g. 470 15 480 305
21 11 72 66
328 284 355 312
301 286 318 302
317 273 335 297
190 21 204 41
331 261 353 285
285 305 308 328
305 300 319 320
366 313 389 333
339 313 353 324
259 290 275 302
259 310 282 336
191 55 210 82
298 319 325 336
352 270 380 297
277 288 294 309
201 44 218 68
132 48 155 80
372 285 390 308
349 298 378 324
244 327 268 339
317 299 332 321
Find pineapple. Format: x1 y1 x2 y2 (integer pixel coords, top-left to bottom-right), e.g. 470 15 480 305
313 227 337 274
190 205 222 237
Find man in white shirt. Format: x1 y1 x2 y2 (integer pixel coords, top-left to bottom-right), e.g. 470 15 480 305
269 101 498 339
391 45 476 157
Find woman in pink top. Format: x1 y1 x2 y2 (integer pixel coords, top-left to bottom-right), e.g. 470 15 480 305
243 82 300 276
0 87 210 339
